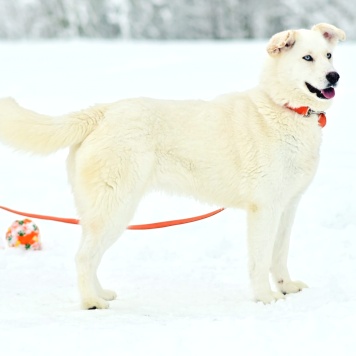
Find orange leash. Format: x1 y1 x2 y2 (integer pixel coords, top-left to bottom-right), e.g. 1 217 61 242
0 205 225 230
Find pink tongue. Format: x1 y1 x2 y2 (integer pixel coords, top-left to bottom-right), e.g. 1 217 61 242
321 87 335 99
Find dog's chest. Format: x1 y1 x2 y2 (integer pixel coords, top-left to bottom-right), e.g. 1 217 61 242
276 126 321 191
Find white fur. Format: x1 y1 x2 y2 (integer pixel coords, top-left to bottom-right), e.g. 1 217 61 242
0 23 345 309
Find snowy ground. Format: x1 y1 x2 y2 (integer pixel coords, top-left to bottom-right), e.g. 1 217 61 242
0 40 355 355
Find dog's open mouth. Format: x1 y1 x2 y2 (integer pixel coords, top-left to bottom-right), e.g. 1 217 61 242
305 82 335 99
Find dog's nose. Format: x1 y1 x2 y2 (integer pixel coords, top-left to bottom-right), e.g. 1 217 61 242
326 71 340 85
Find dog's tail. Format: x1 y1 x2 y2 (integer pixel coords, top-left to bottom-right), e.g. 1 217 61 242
0 97 108 154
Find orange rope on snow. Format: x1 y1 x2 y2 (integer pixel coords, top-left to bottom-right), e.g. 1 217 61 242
0 205 80 225
0 205 225 230
127 208 225 230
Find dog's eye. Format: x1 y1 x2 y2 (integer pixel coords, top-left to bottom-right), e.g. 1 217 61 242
303 55 313 62
327 53 332 59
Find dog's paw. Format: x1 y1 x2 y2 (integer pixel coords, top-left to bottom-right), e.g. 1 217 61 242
278 280 308 295
81 297 110 310
99 289 117 301
255 290 285 304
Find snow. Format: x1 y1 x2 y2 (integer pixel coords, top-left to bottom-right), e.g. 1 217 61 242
0 40 355 355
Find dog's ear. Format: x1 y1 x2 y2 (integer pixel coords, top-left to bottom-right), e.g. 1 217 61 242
312 23 346 44
266 30 296 56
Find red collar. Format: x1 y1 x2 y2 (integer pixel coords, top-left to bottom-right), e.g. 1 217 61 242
286 105 326 128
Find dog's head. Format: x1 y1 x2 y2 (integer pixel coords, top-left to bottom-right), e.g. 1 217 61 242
262 23 345 111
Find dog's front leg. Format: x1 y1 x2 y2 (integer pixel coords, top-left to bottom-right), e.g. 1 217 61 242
247 205 285 303
271 199 308 295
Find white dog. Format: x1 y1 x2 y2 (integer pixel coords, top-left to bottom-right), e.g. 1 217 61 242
0 23 345 309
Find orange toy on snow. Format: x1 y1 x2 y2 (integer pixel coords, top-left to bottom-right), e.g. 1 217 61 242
6 219 41 250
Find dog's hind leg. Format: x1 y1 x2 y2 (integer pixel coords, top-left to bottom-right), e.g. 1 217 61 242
73 150 154 309
76 216 129 310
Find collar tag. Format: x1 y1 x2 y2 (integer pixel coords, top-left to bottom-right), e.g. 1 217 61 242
285 105 326 128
